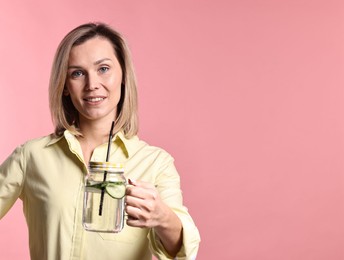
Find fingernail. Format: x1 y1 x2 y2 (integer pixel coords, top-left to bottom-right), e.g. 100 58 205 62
128 178 136 185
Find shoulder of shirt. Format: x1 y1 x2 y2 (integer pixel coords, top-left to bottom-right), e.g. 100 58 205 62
7 134 60 160
18 134 61 150
118 132 174 160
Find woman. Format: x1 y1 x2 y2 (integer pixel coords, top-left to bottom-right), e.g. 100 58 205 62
0 23 200 260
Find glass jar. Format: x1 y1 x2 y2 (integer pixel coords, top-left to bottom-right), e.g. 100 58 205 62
83 162 126 233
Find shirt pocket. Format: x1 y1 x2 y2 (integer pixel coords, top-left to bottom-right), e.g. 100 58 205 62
98 224 148 243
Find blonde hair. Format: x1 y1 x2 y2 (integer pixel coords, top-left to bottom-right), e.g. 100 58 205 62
49 22 138 137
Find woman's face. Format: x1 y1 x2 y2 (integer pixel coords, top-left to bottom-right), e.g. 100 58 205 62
65 37 122 125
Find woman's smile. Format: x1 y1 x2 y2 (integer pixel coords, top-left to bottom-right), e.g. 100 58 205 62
83 95 107 104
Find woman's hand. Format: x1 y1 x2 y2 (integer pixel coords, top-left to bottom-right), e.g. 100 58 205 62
125 178 168 228
125 178 183 257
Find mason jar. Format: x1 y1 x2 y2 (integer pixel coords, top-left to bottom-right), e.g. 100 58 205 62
83 162 126 233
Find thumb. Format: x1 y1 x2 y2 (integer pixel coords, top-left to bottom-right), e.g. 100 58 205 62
128 178 137 186
128 179 155 189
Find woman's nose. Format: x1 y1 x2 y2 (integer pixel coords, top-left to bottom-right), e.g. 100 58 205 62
85 73 100 90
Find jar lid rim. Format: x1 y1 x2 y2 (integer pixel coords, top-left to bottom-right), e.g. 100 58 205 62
89 161 124 168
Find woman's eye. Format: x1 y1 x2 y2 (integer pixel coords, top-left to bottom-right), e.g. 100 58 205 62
71 70 84 78
99 67 109 73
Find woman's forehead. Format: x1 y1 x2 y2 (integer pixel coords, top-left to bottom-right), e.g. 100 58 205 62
69 37 118 65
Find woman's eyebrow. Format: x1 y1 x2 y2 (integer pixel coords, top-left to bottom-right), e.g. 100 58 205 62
94 58 112 65
67 65 82 69
68 58 112 69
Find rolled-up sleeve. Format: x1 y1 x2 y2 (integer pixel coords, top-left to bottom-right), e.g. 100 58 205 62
148 152 201 260
0 146 25 219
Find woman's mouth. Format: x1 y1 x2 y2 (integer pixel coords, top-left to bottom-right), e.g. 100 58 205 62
84 97 105 102
83 96 106 104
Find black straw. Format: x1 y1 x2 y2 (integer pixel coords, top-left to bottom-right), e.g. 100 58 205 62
99 121 115 216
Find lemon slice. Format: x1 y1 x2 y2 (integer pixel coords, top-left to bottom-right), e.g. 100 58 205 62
105 182 126 199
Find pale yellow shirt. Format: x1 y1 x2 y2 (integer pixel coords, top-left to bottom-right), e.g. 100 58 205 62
0 131 200 260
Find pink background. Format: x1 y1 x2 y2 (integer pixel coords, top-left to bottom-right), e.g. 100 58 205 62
1 1 344 259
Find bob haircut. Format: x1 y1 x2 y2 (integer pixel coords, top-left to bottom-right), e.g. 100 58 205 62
49 22 138 138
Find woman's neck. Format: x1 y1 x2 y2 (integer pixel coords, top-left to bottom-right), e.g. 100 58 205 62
79 119 114 141
77 119 115 164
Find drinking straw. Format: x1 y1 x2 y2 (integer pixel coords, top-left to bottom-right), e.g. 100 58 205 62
99 121 115 216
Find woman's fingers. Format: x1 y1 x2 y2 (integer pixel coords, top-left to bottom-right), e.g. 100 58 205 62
125 179 161 228
126 179 157 200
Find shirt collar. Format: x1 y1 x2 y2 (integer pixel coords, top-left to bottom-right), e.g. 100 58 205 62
113 131 138 157
45 130 137 157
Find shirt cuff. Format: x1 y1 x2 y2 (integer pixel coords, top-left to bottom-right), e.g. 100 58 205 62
148 216 200 260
